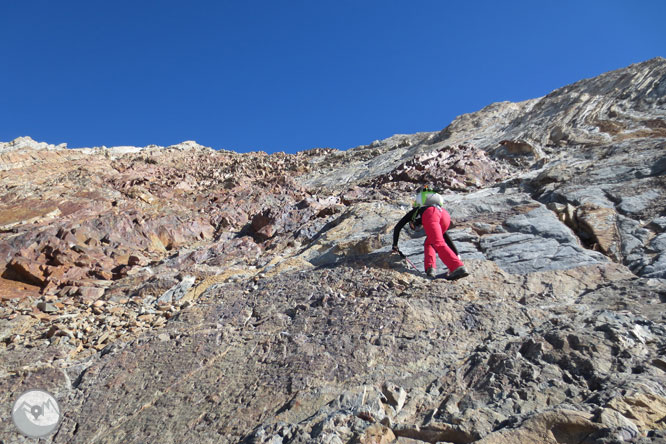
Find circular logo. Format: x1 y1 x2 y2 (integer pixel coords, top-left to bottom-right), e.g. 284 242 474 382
12 389 62 438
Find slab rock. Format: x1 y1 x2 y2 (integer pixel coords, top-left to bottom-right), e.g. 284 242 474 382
1 58 666 444
474 410 604 444
479 205 607 274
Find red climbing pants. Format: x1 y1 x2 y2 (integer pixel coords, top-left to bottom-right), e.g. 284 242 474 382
422 206 464 273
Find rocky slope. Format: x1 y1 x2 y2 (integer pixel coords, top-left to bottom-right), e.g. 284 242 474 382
1 57 665 444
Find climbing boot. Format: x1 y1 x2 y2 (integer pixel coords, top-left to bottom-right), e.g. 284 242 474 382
446 266 469 281
426 267 435 278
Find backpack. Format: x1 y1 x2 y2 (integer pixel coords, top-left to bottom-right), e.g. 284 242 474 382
424 193 444 207
413 186 437 206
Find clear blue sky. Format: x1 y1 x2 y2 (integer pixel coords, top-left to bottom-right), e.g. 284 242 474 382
1 1 664 153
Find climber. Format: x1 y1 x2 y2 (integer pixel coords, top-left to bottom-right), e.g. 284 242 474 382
392 186 469 280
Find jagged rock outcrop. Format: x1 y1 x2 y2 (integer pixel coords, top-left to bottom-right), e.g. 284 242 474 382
1 58 666 443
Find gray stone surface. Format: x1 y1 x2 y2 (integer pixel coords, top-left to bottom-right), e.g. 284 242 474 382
156 275 196 304
480 232 604 274
650 216 666 232
618 190 662 215
642 253 666 278
650 233 666 252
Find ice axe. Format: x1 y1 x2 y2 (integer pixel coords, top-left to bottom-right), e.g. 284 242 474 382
394 248 422 274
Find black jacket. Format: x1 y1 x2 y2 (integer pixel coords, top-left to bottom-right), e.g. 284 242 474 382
392 206 459 255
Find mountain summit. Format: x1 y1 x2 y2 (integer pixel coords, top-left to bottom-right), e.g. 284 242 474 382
1 58 666 443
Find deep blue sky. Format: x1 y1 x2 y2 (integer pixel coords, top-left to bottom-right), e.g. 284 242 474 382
1 1 664 153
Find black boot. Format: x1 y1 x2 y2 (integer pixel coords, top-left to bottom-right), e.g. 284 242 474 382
446 266 469 281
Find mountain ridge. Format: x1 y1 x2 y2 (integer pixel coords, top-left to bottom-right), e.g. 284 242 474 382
1 58 666 443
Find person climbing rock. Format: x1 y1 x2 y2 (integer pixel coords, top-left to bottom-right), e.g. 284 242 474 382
392 186 469 280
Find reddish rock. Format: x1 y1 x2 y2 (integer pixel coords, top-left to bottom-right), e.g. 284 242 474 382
371 144 509 192
3 258 47 286
62 266 88 283
0 276 41 301
46 247 77 266
44 265 66 283
95 270 114 280
575 203 621 262
251 210 275 241
111 252 131 265
41 280 60 296
58 286 78 297
78 286 105 302
127 254 147 266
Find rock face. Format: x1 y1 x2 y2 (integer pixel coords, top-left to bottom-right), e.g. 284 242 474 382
1 58 666 443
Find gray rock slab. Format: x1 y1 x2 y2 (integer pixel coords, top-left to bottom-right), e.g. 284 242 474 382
618 190 661 215
641 253 666 278
649 216 666 231
442 189 536 221
449 229 486 260
157 275 196 304
650 233 666 253
504 206 580 244
480 230 605 275
549 186 616 208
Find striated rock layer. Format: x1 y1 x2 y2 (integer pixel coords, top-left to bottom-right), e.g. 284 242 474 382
1 58 666 443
